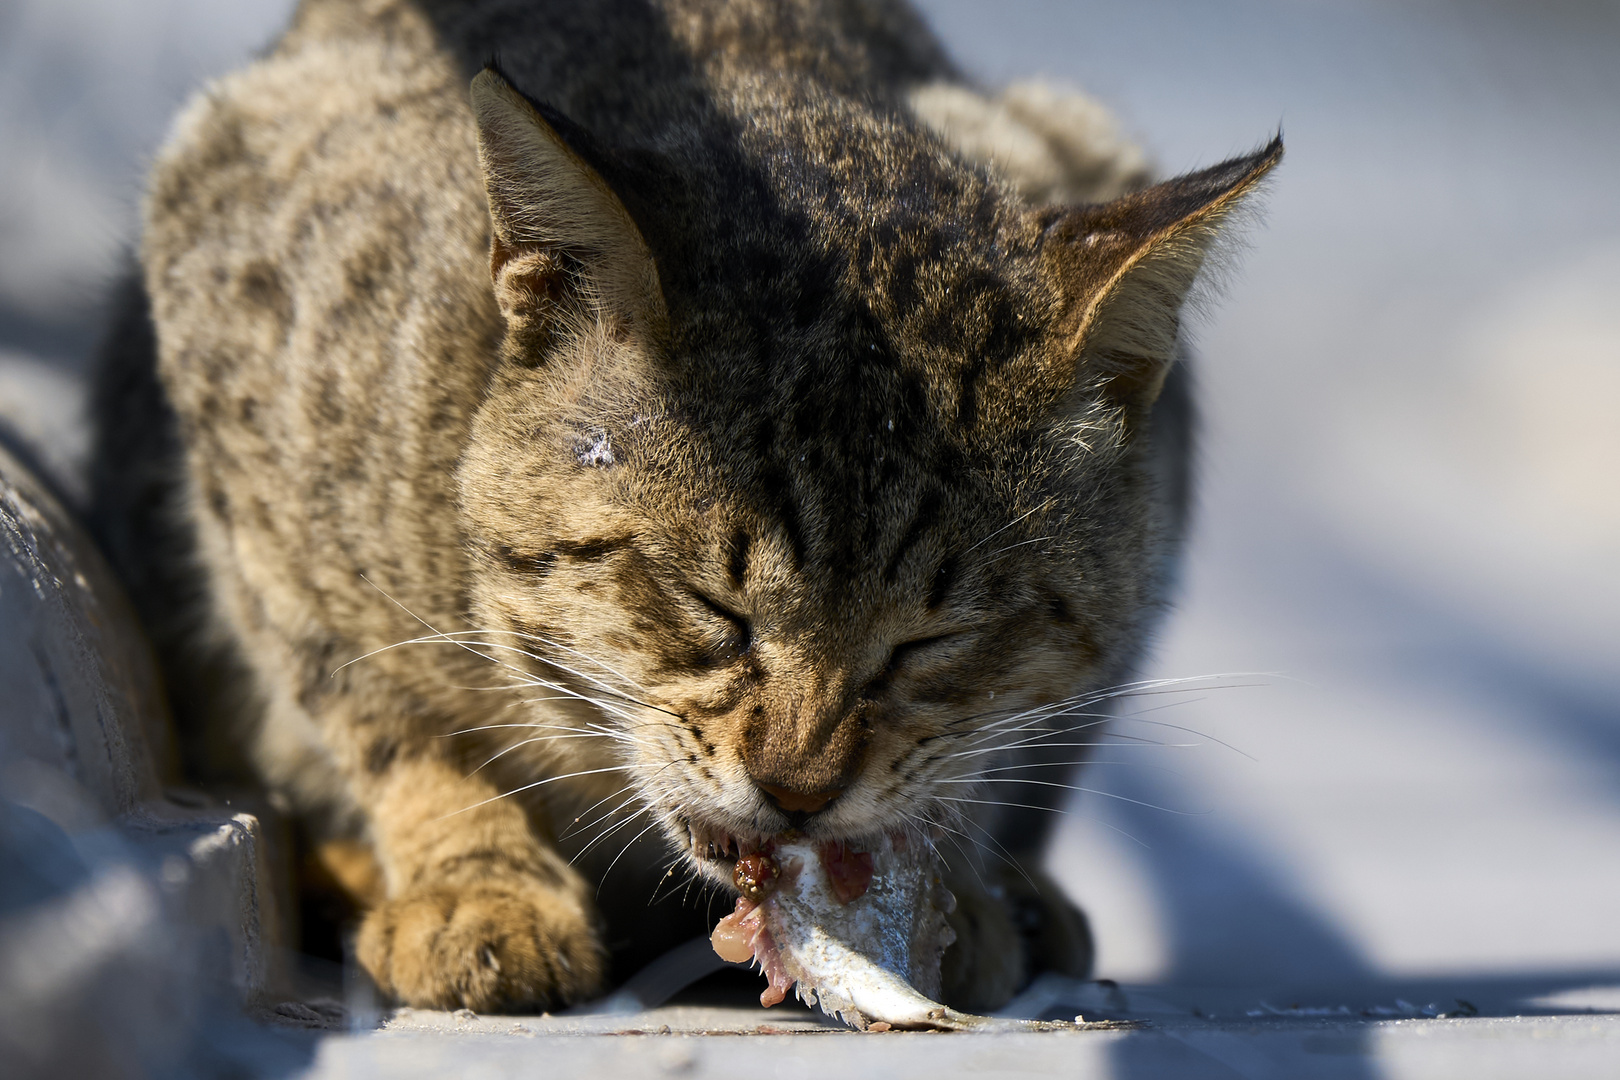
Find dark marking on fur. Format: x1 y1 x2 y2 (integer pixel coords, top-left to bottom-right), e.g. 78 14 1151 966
553 535 635 562
957 355 985 430
313 371 344 426
751 418 775 459
344 244 394 299
682 721 719 758
884 488 941 581
494 544 557 577
238 260 292 334
610 557 685 637
926 554 957 609
433 847 563 889
758 467 806 568
205 482 230 520
726 529 751 587
365 735 399 774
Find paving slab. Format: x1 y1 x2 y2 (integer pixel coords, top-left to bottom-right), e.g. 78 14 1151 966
285 1005 1620 1080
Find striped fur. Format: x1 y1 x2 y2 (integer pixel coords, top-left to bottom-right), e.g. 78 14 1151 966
92 0 1278 1013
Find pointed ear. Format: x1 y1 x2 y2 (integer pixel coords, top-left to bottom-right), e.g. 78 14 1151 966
469 66 666 346
1043 137 1282 407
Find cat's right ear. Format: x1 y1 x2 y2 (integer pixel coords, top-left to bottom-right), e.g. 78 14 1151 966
1040 137 1282 409
469 67 666 347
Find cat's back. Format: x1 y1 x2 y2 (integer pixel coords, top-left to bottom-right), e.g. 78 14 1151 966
152 0 955 245
145 0 492 398
144 0 960 465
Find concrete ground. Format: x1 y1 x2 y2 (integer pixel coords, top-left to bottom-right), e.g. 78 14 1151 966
2 1 1617 1077
278 1005 1620 1080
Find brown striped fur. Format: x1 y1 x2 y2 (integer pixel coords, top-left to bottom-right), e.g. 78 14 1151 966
92 0 1279 1013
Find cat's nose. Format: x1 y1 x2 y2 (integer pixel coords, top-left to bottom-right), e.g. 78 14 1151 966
757 782 844 817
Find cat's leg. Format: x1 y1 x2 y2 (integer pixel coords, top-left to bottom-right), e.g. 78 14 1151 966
345 746 606 1011
937 856 1094 1012
934 742 1098 1010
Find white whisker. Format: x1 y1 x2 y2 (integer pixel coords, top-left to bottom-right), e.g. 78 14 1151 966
596 817 664 891
568 796 649 861
937 781 1207 815
963 497 1056 555
946 735 1196 761
984 535 1053 560
436 765 631 819
951 811 1038 889
932 795 1068 815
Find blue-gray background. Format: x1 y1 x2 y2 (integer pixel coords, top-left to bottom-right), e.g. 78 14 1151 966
2 0 1616 1007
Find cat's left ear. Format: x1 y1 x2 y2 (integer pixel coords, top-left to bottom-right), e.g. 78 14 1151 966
469 66 666 346
1042 136 1282 407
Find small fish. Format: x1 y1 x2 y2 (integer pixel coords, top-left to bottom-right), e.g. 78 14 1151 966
711 835 1076 1031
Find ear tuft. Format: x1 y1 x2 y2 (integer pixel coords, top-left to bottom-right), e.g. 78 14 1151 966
1044 136 1282 406
469 67 665 345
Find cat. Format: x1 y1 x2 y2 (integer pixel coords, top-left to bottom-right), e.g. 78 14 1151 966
90 0 1278 1013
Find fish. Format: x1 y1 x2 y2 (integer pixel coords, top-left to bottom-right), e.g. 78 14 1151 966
710 834 1079 1031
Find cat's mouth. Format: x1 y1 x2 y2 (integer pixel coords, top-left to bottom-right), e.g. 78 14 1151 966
681 818 761 873
676 814 922 889
677 817 822 884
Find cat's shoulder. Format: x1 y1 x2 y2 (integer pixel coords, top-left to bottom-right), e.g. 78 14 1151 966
145 5 470 268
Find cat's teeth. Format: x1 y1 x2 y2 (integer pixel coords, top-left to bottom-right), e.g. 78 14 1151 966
692 822 727 862
682 822 746 863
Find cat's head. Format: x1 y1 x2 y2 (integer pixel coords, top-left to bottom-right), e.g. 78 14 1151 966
455 68 1278 882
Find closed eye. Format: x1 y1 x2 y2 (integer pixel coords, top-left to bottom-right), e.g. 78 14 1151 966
691 590 752 659
862 633 962 700
885 633 959 674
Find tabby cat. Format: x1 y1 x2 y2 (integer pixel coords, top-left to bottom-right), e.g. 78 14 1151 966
90 0 1278 1013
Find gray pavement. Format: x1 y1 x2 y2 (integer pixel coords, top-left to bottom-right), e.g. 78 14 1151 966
290 1005 1620 1080
1 1 1617 1076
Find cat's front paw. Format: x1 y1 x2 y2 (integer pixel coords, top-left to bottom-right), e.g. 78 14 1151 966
356 876 605 1012
938 864 1094 1012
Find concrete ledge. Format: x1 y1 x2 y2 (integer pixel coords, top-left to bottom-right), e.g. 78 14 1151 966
299 1011 1620 1080
0 444 293 1077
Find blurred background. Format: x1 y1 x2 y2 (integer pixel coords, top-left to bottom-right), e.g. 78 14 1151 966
1 0 1616 1017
